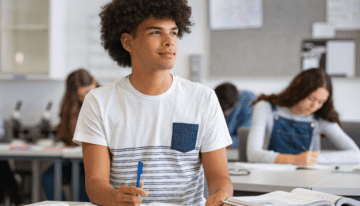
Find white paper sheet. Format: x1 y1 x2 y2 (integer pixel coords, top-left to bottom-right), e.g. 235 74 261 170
326 41 356 77
312 22 336 38
234 162 297 171
209 0 263 30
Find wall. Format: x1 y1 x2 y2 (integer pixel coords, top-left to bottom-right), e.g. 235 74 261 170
0 0 359 129
200 0 360 122
210 0 324 77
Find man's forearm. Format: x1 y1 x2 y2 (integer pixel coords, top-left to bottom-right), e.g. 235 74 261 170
86 177 118 206
207 175 233 197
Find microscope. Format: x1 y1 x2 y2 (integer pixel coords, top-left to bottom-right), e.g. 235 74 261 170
9 101 26 147
36 101 55 147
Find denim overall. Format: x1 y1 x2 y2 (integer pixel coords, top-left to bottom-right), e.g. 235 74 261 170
268 104 317 154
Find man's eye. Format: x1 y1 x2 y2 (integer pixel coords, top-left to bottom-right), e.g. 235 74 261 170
172 32 178 36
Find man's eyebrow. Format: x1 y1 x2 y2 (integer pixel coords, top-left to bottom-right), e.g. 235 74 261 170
145 26 178 30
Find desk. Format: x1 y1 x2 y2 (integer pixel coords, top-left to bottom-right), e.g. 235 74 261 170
229 163 360 197
0 145 63 202
62 147 83 202
230 169 338 193
0 144 85 202
312 172 360 196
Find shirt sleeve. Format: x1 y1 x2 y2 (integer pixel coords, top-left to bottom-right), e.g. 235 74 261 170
200 91 232 153
317 121 360 164
73 92 107 146
247 101 279 163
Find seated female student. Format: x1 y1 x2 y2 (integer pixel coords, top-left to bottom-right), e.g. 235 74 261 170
247 68 360 166
42 69 98 201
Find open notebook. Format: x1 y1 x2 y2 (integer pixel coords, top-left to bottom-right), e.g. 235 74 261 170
222 188 360 206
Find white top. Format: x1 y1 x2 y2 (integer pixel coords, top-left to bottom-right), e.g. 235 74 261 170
73 74 232 206
247 101 360 164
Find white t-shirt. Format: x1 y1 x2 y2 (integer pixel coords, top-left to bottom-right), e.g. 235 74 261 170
73 74 232 206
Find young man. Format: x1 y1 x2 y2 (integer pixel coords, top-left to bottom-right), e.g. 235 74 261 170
73 0 233 205
215 83 256 149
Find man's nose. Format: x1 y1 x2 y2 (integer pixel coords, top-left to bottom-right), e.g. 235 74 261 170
163 34 175 47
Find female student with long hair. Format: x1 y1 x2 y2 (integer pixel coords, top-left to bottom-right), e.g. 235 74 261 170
247 68 360 166
42 69 98 200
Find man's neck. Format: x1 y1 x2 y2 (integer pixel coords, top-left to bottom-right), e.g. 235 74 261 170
129 70 173 96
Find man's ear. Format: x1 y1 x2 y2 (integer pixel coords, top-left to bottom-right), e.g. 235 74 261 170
121 33 133 53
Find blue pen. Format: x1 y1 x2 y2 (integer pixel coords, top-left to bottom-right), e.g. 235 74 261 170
137 161 143 188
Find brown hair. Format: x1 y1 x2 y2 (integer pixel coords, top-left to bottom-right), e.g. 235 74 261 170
99 0 193 68
253 68 340 124
214 82 239 112
56 69 99 146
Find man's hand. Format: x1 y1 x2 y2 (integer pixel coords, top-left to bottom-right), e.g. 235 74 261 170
206 190 231 206
115 181 148 206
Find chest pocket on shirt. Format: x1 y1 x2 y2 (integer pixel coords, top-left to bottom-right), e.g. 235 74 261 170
171 123 199 153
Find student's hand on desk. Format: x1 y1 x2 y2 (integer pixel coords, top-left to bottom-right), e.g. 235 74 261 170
206 190 231 206
275 151 319 166
294 151 319 166
115 181 148 206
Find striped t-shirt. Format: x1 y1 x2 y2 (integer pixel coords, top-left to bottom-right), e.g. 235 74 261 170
73 74 232 205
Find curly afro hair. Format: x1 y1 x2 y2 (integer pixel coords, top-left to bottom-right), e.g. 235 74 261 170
99 0 193 68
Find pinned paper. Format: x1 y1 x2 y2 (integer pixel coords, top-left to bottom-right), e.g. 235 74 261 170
312 22 336 38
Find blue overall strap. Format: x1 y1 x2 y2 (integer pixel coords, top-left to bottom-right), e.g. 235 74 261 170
271 104 276 112
268 107 314 155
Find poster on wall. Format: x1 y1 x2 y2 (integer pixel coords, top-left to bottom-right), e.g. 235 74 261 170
327 0 360 30
301 39 356 77
209 0 263 30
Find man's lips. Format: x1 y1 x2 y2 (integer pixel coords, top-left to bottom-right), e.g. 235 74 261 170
158 52 176 55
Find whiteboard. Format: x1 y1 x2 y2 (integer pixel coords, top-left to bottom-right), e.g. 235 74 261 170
301 39 356 77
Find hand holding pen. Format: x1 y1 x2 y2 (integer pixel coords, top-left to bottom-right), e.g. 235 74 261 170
294 150 319 166
114 161 148 206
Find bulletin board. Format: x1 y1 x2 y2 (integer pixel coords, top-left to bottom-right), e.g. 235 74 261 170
208 0 360 77
301 39 356 77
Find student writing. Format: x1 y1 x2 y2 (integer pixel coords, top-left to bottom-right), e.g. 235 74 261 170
73 0 233 206
41 68 98 201
246 68 360 166
215 83 256 149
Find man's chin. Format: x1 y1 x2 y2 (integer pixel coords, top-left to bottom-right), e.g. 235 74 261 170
158 63 175 70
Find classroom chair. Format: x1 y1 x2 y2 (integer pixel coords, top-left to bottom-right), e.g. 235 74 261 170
237 127 250 162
